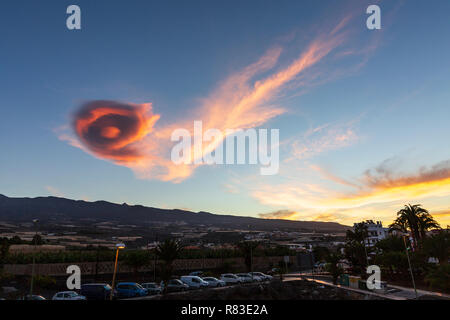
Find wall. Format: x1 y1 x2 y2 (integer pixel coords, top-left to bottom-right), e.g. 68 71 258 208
3 256 297 276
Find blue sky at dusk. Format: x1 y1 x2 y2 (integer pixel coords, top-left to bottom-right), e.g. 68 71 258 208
1 0 450 226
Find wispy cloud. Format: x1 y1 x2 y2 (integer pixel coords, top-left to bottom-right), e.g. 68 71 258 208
252 159 450 225
287 121 359 161
258 210 299 220
58 14 377 182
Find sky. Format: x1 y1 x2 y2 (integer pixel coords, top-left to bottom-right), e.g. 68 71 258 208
1 0 450 227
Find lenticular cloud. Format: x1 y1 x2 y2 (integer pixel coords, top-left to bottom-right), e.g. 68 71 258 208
72 100 160 164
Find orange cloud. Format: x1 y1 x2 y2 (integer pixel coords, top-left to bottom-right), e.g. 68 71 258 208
72 101 160 164
60 17 359 182
258 210 299 220
252 160 450 225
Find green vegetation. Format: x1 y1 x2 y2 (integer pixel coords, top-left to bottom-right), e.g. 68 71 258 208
155 239 184 293
236 241 259 272
318 205 448 292
389 204 440 248
31 275 57 292
325 253 343 285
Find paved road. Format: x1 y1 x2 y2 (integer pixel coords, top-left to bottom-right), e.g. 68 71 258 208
285 272 450 300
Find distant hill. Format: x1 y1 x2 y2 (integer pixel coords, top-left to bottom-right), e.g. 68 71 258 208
0 194 349 232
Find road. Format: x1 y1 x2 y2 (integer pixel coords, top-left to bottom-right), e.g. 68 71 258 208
284 272 450 300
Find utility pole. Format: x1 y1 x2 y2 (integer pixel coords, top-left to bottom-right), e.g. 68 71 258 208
153 235 158 282
403 235 418 299
29 219 39 298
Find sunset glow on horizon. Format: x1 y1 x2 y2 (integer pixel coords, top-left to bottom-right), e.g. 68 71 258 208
1 0 450 228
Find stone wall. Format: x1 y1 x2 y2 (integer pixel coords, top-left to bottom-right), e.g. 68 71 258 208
3 256 297 276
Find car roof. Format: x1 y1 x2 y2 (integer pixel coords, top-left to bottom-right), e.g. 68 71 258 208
117 282 138 285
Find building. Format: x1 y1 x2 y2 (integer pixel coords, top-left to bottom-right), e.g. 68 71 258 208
352 220 388 247
362 221 388 247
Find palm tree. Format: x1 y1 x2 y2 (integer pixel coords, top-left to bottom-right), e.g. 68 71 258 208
155 239 184 293
389 204 440 248
236 241 259 272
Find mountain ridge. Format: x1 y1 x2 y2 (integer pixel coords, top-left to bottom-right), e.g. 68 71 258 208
0 194 350 232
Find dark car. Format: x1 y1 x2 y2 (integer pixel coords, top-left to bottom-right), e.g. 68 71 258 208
80 283 113 300
141 282 162 295
18 295 46 300
160 279 189 293
115 282 148 299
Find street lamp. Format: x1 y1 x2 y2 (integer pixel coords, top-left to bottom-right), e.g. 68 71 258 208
29 219 39 297
110 243 125 300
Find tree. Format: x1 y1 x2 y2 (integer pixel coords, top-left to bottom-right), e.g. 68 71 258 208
0 239 10 270
373 251 409 280
425 264 450 292
155 239 184 293
346 222 369 243
389 204 440 248
423 230 449 265
345 221 370 275
236 241 258 272
123 250 151 276
325 253 344 285
313 246 330 262
375 235 404 253
32 234 44 245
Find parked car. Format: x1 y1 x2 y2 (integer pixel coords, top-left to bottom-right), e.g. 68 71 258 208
160 279 189 293
115 282 148 299
52 291 86 300
202 277 226 287
80 283 114 300
141 282 162 295
180 276 209 289
189 271 204 277
220 273 242 284
267 268 280 275
236 273 254 283
249 272 273 281
18 295 46 300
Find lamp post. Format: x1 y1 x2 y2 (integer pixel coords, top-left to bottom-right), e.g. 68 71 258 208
29 219 39 297
403 235 418 299
110 243 125 300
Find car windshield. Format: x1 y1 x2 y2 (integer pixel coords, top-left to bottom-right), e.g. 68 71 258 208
67 292 78 297
135 284 145 290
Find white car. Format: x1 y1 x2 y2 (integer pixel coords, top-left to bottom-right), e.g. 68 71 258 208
249 272 273 281
180 276 209 289
220 274 242 284
52 291 86 300
202 277 226 287
236 273 254 283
